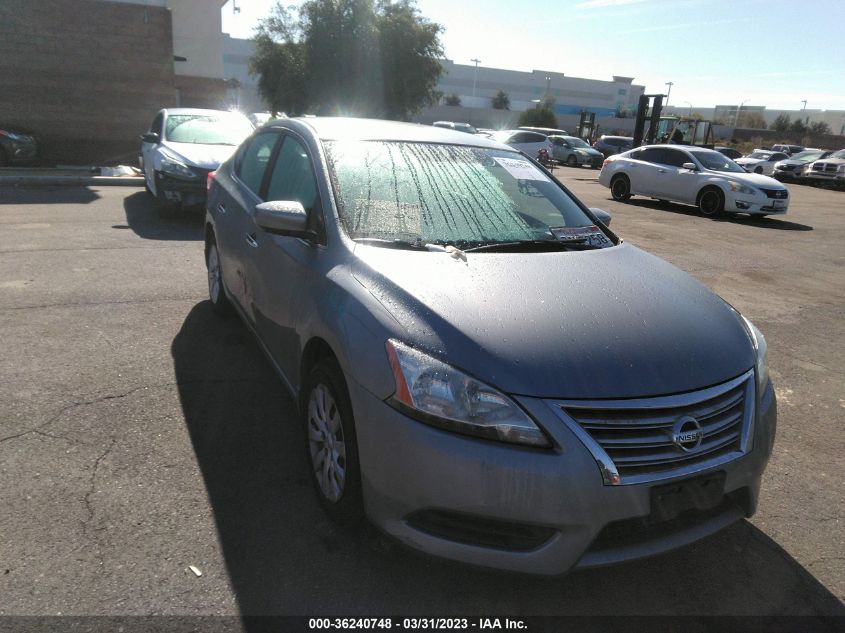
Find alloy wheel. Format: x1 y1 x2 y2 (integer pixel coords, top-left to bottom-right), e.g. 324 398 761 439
308 383 347 503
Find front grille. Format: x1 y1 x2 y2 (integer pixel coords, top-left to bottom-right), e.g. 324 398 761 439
776 165 796 172
759 188 788 199
550 371 755 485
812 162 837 173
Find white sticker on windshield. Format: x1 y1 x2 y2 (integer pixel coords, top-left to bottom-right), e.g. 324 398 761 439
551 225 612 248
493 157 550 181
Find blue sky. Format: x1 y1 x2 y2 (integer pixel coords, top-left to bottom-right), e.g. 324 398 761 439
222 0 845 111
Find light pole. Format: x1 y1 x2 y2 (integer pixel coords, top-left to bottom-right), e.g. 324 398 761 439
801 99 808 124
545 75 552 101
684 101 693 118
664 81 673 108
734 99 749 128
471 58 481 97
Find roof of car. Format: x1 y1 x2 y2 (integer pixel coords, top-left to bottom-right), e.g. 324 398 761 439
269 117 507 149
163 108 245 116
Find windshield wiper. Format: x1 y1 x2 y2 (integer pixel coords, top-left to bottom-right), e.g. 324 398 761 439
352 237 428 251
463 239 600 253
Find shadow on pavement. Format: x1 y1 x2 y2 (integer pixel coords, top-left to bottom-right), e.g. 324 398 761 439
620 199 814 231
0 185 101 205
123 191 203 241
172 301 845 618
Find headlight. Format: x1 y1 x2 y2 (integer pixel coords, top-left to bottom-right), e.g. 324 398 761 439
741 315 769 393
385 339 550 447
837 165 845 174
729 181 757 195
160 158 198 179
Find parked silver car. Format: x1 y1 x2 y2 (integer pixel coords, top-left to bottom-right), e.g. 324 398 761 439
205 118 776 575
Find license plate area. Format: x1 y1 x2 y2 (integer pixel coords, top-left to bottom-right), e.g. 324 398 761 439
773 199 786 207
650 471 726 523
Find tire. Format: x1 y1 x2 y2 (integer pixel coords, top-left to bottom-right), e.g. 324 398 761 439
610 174 631 201
754 166 763 174
697 187 724 217
206 239 233 315
567 154 578 168
303 358 364 526
0 148 8 167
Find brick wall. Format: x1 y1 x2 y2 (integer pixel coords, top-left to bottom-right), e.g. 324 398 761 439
0 0 177 165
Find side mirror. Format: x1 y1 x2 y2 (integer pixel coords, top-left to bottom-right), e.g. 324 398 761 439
254 200 309 237
682 162 697 171
141 132 159 144
589 207 612 226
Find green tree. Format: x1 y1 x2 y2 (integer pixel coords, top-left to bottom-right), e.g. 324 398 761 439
518 105 558 128
250 0 444 119
491 90 510 110
737 112 767 129
790 118 807 134
444 93 461 106
376 1 445 119
809 121 831 135
249 4 307 115
772 113 791 132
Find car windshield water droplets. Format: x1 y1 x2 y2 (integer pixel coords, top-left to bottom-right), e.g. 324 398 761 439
324 141 603 246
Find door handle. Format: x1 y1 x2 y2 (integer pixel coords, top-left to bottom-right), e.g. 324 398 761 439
244 233 258 249
657 169 667 173
217 203 227 215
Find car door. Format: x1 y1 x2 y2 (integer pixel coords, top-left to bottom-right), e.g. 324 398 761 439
626 147 666 196
219 130 281 318
245 132 327 384
654 147 700 202
141 112 163 190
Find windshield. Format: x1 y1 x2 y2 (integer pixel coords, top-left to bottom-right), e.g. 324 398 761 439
323 141 611 247
748 151 773 160
164 113 254 145
791 151 824 162
564 136 590 148
689 150 746 173
832 150 845 159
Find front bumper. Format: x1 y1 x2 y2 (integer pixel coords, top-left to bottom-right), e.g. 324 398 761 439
725 191 788 215
349 376 777 575
154 169 209 207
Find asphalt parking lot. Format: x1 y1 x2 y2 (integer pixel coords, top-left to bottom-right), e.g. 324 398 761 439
0 174 843 618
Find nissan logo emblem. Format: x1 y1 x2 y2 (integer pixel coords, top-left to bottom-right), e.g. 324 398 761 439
672 416 703 452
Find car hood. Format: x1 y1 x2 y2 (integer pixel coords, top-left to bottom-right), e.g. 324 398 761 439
712 171 785 188
351 242 754 399
813 157 845 165
734 157 767 165
160 141 238 170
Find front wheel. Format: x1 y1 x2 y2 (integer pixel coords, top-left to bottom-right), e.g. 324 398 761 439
304 358 364 526
610 174 631 201
206 240 232 315
567 154 578 167
697 187 724 217
754 166 763 174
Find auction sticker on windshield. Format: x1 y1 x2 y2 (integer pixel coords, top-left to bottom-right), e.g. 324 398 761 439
551 225 612 248
493 156 550 181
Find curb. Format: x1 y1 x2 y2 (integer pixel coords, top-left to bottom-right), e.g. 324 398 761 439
0 176 145 187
